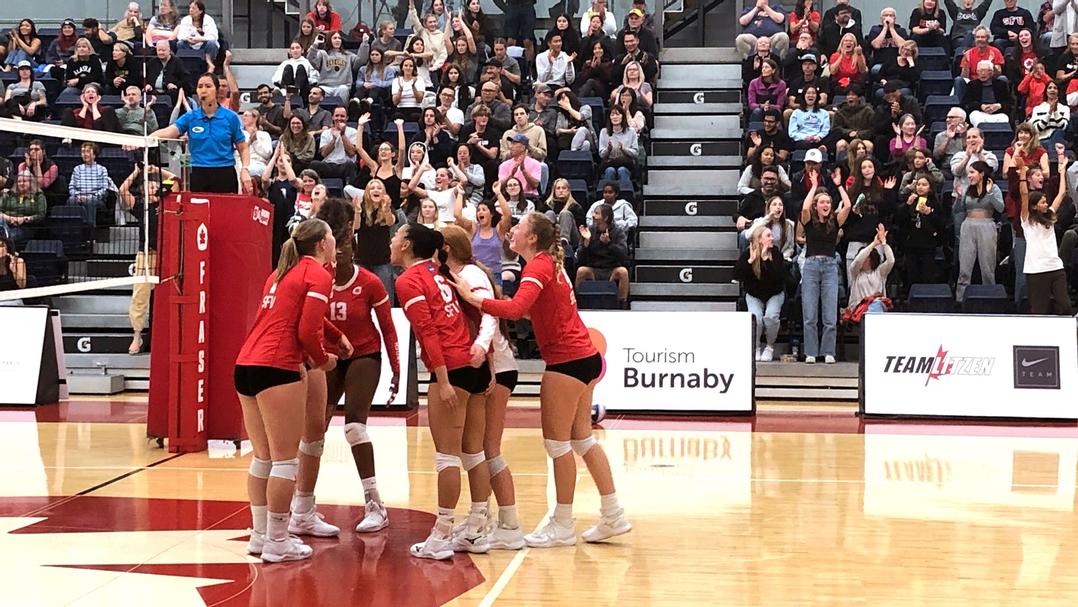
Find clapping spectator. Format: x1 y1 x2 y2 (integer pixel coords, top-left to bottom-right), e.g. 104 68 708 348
617 7 658 57
934 107 968 165
587 181 638 233
61 83 120 132
737 0 791 59
68 142 114 226
0 171 45 246
576 204 631 307
391 56 426 123
177 1 221 72
614 30 657 83
734 222 788 361
3 19 41 70
788 0 822 44
240 109 273 186
536 31 576 88
909 0 949 53
1030 80 1069 150
845 224 895 319
829 32 868 95
498 133 543 195
311 106 360 183
598 106 639 184
888 113 927 162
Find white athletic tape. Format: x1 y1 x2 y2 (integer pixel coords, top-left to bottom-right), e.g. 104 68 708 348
434 452 462 472
248 457 272 479
344 422 371 446
0 275 158 303
461 451 486 471
299 439 324 458
571 436 597 456
0 116 162 148
269 458 300 481
487 455 508 477
544 439 572 459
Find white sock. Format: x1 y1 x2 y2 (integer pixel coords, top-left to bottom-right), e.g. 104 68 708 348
434 507 455 537
553 503 573 522
267 511 289 541
599 493 621 517
361 476 381 504
467 501 488 530
250 505 268 535
498 505 519 529
291 490 315 514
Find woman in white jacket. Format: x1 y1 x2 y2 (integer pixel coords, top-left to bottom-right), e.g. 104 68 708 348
273 41 320 98
176 1 220 71
240 108 274 186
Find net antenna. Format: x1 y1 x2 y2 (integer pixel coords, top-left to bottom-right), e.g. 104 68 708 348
0 118 165 302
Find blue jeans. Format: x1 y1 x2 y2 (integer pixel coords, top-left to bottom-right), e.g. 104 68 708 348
746 292 785 347
365 263 396 305
4 48 34 67
801 255 839 358
602 166 631 183
180 39 220 61
866 299 888 314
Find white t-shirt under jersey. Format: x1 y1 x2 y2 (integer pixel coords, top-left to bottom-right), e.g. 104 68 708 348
458 263 517 374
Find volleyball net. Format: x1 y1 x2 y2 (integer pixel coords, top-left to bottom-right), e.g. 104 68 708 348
0 118 168 303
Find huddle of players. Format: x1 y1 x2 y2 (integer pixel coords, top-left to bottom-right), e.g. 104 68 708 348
234 196 632 562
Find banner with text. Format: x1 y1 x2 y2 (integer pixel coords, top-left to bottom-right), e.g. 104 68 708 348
861 314 1078 419
578 311 754 413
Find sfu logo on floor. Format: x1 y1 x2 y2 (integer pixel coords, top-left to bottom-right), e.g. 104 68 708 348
882 345 996 387
1013 346 1061 390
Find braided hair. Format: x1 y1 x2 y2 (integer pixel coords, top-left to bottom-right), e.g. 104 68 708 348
525 212 566 281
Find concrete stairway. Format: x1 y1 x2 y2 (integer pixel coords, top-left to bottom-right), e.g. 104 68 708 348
633 47 744 311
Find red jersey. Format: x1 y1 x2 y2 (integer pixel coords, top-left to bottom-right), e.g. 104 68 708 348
237 256 333 369
327 265 401 375
395 260 474 371
482 252 596 365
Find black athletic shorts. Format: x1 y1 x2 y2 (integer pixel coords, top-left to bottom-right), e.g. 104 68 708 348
495 370 519 391
433 362 492 395
336 351 381 376
234 364 303 397
545 352 603 385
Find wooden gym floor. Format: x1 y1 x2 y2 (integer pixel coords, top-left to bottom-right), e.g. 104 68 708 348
2 396 1078 606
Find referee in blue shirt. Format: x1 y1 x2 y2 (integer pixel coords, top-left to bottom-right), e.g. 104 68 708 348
153 72 254 195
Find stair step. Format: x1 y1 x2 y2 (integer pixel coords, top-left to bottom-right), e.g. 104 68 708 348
756 361 859 377
754 376 860 388
660 47 742 64
58 313 131 329
94 241 140 255
630 283 740 297
644 200 736 216
639 232 736 249
654 103 742 115
67 373 126 394
755 387 859 400
650 127 744 142
644 182 739 197
634 265 734 283
638 216 734 229
652 140 743 156
646 155 743 168
232 65 279 91
653 115 740 131
658 90 741 104
53 295 134 314
633 248 739 262
64 335 150 355
630 301 737 311
648 169 739 186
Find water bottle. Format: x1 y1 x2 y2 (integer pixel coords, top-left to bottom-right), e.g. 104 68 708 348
790 339 800 361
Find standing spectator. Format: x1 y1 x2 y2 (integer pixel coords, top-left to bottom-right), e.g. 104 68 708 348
737 0 791 60
1030 80 1069 149
458 105 500 184
462 0 493 47
950 126 997 205
1003 124 1049 301
587 181 638 233
829 33 868 95
274 41 320 99
63 38 104 95
177 1 221 72
909 0 950 53
309 30 365 103
844 160 898 272
407 165 456 223
945 0 993 49
598 106 639 184
896 176 945 286
734 222 789 362
955 160 1004 300
819 3 863 57
3 19 42 69
118 164 174 354
116 85 159 135
351 179 398 300
990 0 1035 53
308 0 343 33
934 107 968 165
503 0 536 57
407 0 448 72
581 0 619 37
109 3 145 46
68 142 114 226
962 60 1014 126
1048 0 1078 56
1016 152 1073 314
0 171 46 246
846 224 895 317
799 173 852 364
61 83 121 133
575 203 631 307
535 32 575 88
498 134 543 196
146 0 181 46
747 58 787 122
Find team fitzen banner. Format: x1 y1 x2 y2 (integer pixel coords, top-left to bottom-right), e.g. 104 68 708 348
861 314 1078 419
578 311 755 414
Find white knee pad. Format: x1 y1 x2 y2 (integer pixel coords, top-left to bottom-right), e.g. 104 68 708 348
571 436 597 456
298 439 324 458
544 439 572 459
269 458 300 481
248 457 271 479
461 451 486 471
487 454 508 477
343 422 371 446
434 452 462 473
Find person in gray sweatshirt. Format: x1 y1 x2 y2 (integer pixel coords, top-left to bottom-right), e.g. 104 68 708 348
307 30 368 103
586 180 638 232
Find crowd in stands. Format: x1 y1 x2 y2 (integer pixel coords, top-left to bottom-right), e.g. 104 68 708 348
0 0 658 352
737 0 1077 363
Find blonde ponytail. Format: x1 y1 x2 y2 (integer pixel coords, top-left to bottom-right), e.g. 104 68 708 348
275 218 330 282
551 223 565 281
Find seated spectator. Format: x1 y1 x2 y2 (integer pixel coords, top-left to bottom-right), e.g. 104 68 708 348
83 18 116 58
587 181 638 233
624 0 656 32
287 85 333 135
553 88 595 152
614 30 658 83
736 0 790 59
581 0 618 37
799 174 852 364
788 0 822 45
46 19 79 66
787 85 830 151
500 104 548 161
1054 34 1078 85
0 171 46 246
867 8 908 76
989 0 1034 53
145 0 180 46
68 142 114 225
736 165 789 231
614 87 647 134
312 106 360 183
251 84 286 137
478 59 513 104
1 61 48 120
63 38 104 95
371 20 402 58
308 0 343 32
1016 153 1074 314
1005 29 1041 86
110 3 145 45
498 134 543 196
354 48 397 114
829 32 868 95
896 175 945 286
934 106 968 165
240 108 273 185
744 195 797 261
274 41 320 98
888 112 927 161
546 177 586 251
458 105 500 181
874 40 920 102
61 83 121 133
3 19 42 70
783 29 825 80
840 138 871 182
747 58 787 122
790 148 836 209
743 37 777 86
416 197 445 229
527 84 558 148
954 26 1004 101
105 42 144 95
407 107 451 167
575 203 631 307
734 222 788 361
547 13 582 61
18 140 61 202
0 236 27 296
0 158 10 192
955 160 1004 300
145 40 191 102
536 31 576 88
944 0 992 50
819 3 863 57
500 176 535 219
962 60 1014 126
611 60 653 110
1016 61 1050 118
407 0 448 72
617 7 658 57
746 107 793 162
598 106 639 184
392 56 427 123
449 146 484 208
490 39 522 95
1030 80 1069 149
845 224 895 319
280 114 316 169
309 30 364 103
785 53 830 121
116 85 159 135
908 0 949 53
177 1 221 71
898 147 944 198
873 82 923 151
833 86 876 156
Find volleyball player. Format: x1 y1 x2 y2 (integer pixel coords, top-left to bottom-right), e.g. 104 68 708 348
234 218 338 562
391 223 493 560
440 225 525 550
453 212 631 547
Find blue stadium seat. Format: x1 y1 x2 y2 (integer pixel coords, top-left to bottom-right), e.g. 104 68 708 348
907 283 954 313
924 96 959 125
962 284 1009 314
322 178 345 197
47 206 93 255
918 47 950 72
556 150 595 181
575 280 620 310
21 239 66 287
568 179 591 206
919 71 954 99
978 123 1013 151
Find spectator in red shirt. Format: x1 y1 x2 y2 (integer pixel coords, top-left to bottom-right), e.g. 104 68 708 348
788 0 822 44
954 25 1004 100
307 0 342 32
